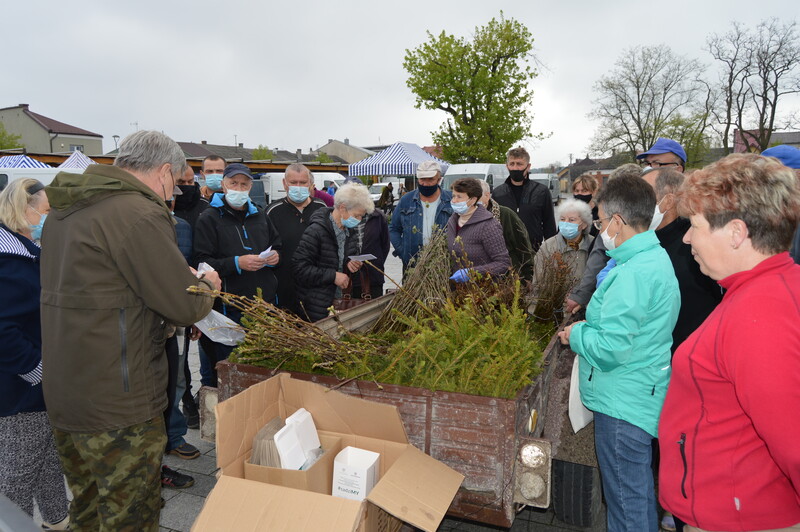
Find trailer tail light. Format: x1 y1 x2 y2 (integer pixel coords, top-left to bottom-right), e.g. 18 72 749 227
513 438 551 508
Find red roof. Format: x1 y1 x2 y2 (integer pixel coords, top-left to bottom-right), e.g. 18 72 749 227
0 104 102 138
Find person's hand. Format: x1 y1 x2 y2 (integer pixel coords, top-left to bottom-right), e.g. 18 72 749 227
347 260 362 273
201 270 222 291
558 323 574 345
188 325 202 341
334 272 351 289
238 254 267 271
263 251 280 267
565 298 582 314
449 268 470 283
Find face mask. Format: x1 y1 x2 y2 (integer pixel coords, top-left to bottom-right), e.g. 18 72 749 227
342 214 361 228
288 186 310 203
600 219 618 251
574 194 592 204
174 184 200 210
648 198 666 231
225 190 250 208
559 221 580 240
205 174 223 191
417 183 439 197
30 213 47 241
508 169 526 183
451 200 471 215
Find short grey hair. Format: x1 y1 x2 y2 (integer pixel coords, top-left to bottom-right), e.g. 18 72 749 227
654 168 684 198
478 180 491 194
115 130 187 177
557 198 593 229
609 163 642 181
285 163 311 183
334 183 374 214
595 175 656 231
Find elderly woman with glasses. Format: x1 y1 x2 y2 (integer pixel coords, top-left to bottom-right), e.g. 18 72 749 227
558 175 680 532
533 198 593 291
658 154 800 532
293 183 374 321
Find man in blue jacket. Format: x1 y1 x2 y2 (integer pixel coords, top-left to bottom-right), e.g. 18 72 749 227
389 161 453 270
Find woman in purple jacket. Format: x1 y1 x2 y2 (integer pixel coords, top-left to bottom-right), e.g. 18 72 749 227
446 178 511 282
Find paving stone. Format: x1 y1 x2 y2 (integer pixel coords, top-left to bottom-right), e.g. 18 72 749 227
159 492 207 531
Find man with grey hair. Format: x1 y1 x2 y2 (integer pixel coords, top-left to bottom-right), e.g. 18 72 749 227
266 163 327 315
40 130 221 531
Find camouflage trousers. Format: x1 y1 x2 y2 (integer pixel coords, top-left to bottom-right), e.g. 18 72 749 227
53 417 166 532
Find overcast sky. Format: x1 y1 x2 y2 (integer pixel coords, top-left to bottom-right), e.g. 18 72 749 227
4 1 798 167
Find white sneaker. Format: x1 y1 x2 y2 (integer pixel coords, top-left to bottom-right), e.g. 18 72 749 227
41 515 69 530
661 513 676 532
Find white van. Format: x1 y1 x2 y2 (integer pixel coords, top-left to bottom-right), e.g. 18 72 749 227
256 172 346 205
442 163 508 191
0 167 70 192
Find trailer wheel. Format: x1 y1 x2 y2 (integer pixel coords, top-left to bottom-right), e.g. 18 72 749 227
552 460 603 528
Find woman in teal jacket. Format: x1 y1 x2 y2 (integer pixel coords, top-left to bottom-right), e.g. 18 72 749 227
559 175 679 532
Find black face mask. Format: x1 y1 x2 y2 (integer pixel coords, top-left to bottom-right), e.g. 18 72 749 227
574 194 592 204
417 183 440 197
508 169 526 183
174 184 200 210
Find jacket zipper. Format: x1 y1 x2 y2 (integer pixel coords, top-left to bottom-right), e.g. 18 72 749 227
588 367 594 381
678 433 688 498
119 308 129 392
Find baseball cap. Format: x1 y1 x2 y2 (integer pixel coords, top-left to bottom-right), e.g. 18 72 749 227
636 138 687 165
223 163 253 180
416 160 442 179
761 145 800 169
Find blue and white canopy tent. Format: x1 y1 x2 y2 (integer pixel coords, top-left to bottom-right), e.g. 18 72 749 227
348 142 448 177
0 154 51 168
58 150 96 170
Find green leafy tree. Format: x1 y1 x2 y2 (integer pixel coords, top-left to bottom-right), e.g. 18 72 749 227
316 152 333 163
403 14 542 163
251 144 273 160
0 123 22 150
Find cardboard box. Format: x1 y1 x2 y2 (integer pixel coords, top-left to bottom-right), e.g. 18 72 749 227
333 446 380 501
193 373 464 532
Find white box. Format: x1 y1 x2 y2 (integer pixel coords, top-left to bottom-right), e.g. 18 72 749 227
332 446 380 501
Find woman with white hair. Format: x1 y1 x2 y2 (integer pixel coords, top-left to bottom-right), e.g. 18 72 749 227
0 179 69 530
293 183 375 321
533 198 593 289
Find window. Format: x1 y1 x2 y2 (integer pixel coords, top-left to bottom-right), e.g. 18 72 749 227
69 145 84 152
0 174 7 191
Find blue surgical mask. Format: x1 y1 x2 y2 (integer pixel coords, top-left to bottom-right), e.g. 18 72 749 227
205 174 223 191
287 186 310 203
451 200 470 215
559 221 580 240
225 190 250 208
30 213 47 241
342 215 361 229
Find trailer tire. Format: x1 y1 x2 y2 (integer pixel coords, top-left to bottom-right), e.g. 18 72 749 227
552 460 603 528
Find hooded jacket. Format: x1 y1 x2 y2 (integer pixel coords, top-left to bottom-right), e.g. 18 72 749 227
491 175 556 251
0 225 45 416
40 164 215 432
569 230 680 437
292 208 359 321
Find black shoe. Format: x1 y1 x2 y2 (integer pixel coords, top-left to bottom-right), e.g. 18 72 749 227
182 398 200 429
161 465 194 489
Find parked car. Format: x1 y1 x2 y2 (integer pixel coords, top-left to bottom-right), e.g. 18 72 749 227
368 183 398 206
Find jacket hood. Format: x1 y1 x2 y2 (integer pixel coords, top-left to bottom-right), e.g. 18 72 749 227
0 224 39 259
46 164 165 213
308 207 335 233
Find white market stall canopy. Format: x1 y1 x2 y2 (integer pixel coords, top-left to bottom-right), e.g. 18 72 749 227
58 150 96 170
348 142 448 176
0 155 50 168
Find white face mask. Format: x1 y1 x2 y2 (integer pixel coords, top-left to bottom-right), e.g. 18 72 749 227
648 197 666 231
601 218 619 250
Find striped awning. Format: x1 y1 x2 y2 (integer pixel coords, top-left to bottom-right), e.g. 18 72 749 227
58 150 96 170
0 155 51 168
349 142 449 176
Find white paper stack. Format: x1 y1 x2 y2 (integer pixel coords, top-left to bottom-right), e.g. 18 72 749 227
273 408 322 470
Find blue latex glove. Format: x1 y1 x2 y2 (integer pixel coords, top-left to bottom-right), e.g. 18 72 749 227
596 258 616 288
449 268 470 283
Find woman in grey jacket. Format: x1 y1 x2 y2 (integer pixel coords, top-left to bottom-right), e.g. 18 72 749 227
446 178 511 282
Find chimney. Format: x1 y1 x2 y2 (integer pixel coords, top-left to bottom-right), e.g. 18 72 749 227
328 138 333 144
201 140 207 145
344 138 350 145
296 149 302 162
238 143 243 148
19 103 29 109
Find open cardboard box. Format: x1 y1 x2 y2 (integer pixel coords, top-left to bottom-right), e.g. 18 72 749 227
192 373 464 532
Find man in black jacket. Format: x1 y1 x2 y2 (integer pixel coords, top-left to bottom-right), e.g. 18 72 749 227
173 165 209 243
193 163 282 386
491 146 556 251
266 163 327 315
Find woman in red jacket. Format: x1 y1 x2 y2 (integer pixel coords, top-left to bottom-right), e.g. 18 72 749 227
659 153 800 532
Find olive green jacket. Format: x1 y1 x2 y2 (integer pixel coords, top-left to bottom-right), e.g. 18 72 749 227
488 200 534 281
40 164 215 432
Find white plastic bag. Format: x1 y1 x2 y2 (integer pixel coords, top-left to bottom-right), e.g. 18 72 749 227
195 309 244 346
569 356 594 433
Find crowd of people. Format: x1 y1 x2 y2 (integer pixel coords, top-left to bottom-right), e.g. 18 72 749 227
0 129 799 531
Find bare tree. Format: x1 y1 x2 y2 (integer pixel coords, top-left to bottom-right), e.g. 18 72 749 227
707 19 800 152
588 45 709 159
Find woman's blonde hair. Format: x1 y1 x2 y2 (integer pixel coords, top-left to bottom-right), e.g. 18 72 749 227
0 178 46 234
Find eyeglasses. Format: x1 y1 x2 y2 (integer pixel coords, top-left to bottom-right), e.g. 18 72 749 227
592 214 627 231
640 160 680 168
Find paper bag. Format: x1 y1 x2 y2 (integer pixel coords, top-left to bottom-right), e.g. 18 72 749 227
569 356 593 433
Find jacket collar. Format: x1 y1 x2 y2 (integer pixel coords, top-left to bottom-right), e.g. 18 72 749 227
0 224 39 259
718 252 795 293
210 192 258 216
607 230 661 264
